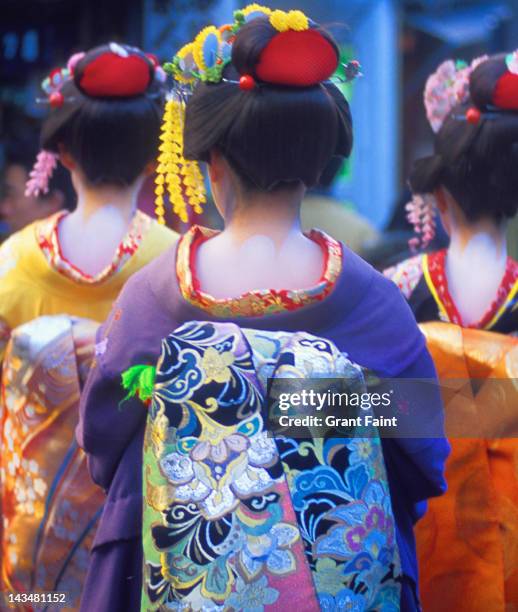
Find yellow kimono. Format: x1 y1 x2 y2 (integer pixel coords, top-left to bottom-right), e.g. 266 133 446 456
0 210 178 359
0 210 176 608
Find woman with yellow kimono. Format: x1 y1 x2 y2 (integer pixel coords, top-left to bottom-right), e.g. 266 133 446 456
0 43 176 358
0 208 174 357
0 43 177 608
385 51 518 610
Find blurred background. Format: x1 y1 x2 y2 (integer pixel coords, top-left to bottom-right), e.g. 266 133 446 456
1 0 517 267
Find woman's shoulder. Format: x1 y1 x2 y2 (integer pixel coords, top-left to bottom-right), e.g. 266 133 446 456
136 212 180 259
0 223 52 336
335 246 426 376
383 253 425 300
96 244 180 374
339 244 421 309
0 232 24 280
0 220 39 262
114 218 181 317
0 221 45 292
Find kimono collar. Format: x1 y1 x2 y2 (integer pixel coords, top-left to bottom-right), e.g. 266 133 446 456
176 225 343 318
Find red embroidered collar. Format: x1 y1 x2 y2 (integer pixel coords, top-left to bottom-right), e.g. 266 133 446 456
424 248 518 329
176 225 343 318
36 209 151 285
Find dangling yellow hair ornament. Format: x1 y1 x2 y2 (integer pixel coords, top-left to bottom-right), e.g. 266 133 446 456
158 5 284 223
155 95 206 224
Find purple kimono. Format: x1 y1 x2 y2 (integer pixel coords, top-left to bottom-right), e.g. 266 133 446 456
77 236 449 611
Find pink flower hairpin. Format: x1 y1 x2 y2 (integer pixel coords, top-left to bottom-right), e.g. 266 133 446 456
26 52 85 197
25 150 59 197
424 55 488 133
406 193 436 252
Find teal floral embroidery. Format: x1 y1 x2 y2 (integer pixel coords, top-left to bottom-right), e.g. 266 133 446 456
313 558 348 596
239 522 299 580
348 438 376 465
279 435 400 609
225 576 279 612
319 588 367 612
315 480 395 560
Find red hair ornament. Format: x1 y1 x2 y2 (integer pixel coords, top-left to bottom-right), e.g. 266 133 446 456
466 107 481 124
78 45 153 97
256 29 339 87
493 71 518 110
239 74 256 90
49 91 64 109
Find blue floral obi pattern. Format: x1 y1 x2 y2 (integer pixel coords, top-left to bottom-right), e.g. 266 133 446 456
141 321 402 611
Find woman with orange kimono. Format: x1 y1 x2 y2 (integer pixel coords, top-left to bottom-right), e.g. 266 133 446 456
0 43 177 608
385 51 518 610
385 54 518 335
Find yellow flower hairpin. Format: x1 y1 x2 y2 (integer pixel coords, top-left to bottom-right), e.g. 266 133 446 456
192 26 222 73
240 4 272 19
270 9 309 32
173 43 196 85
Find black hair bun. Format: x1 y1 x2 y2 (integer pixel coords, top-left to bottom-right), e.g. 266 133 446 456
40 42 166 187
411 52 518 222
184 16 351 191
468 53 508 109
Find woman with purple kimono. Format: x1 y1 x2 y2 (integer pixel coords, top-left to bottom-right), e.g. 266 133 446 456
77 5 449 611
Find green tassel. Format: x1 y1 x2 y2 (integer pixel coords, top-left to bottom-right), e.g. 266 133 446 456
139 366 156 401
121 364 156 404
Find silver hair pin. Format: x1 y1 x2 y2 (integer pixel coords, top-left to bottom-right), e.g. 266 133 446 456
327 61 363 85
36 96 76 105
342 60 362 82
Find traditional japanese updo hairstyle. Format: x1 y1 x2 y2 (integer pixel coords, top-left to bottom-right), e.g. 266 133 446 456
411 52 518 224
28 43 167 193
183 14 353 191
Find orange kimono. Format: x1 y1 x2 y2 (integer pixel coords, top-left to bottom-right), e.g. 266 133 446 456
416 322 518 611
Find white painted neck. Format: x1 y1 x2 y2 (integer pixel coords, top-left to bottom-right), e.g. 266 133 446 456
446 222 508 325
196 190 324 299
57 178 142 277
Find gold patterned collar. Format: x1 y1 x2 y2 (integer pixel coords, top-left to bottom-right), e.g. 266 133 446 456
176 225 343 318
36 209 152 285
